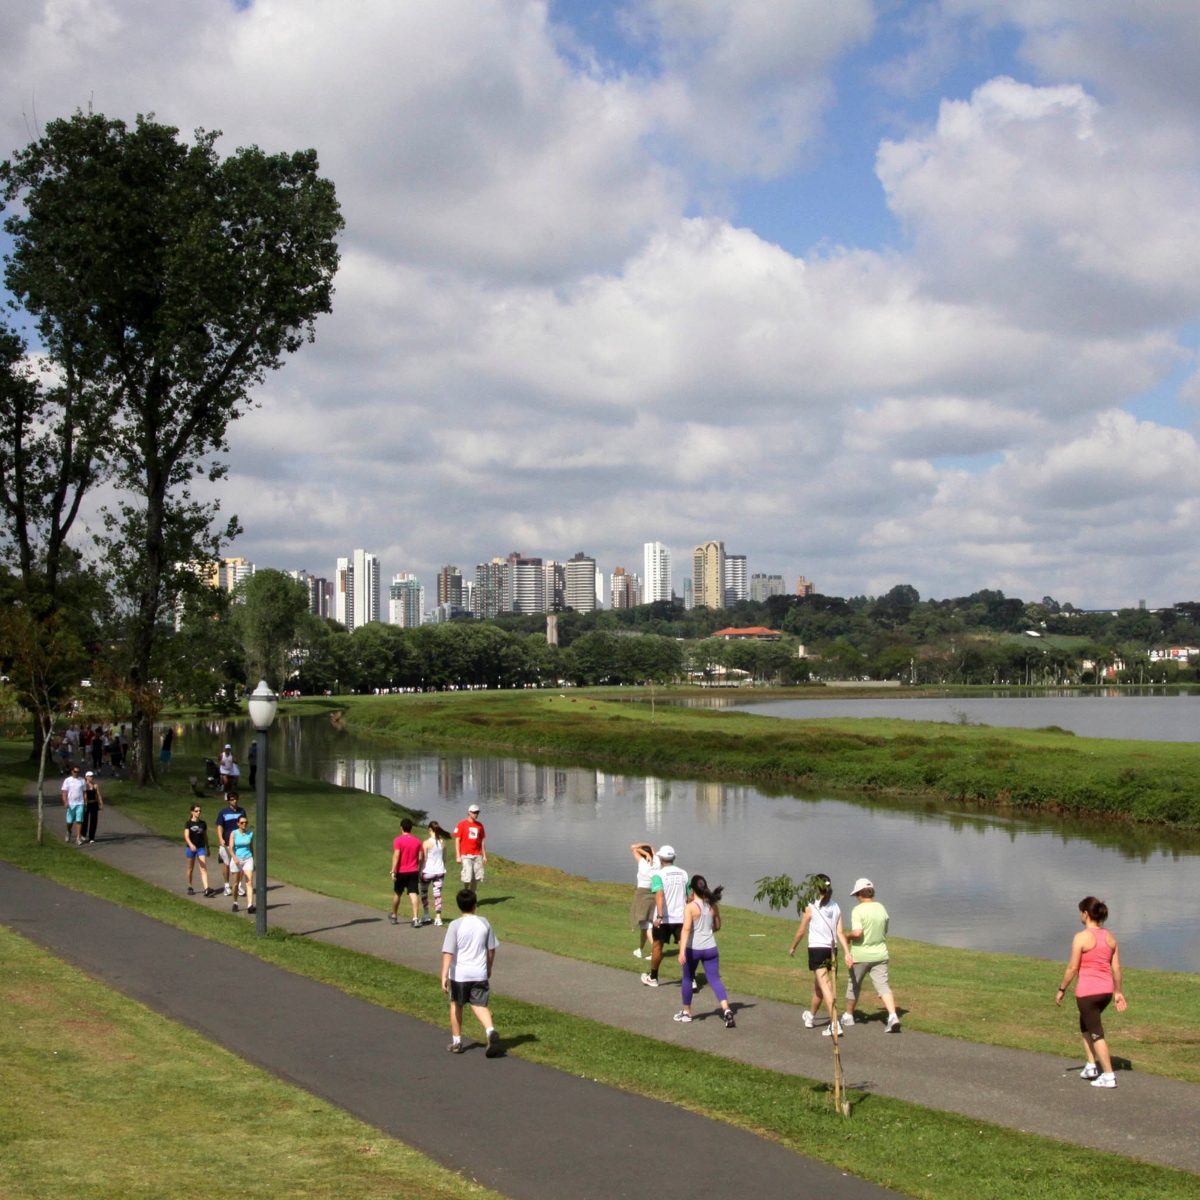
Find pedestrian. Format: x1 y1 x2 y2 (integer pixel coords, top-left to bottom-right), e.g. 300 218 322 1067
843 878 901 1032
216 792 248 898
90 726 103 774
61 765 86 845
184 804 214 897
640 844 689 988
789 873 851 1036
229 815 256 914
159 726 174 774
675 874 736 1027
100 728 112 774
441 888 501 1057
420 820 450 926
453 802 486 894
247 738 257 790
57 733 73 774
80 770 104 843
1056 896 1126 1088
630 842 659 960
218 743 235 792
390 816 425 927
108 727 123 775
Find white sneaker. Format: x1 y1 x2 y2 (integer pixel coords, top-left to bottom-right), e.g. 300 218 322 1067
238 884 246 897
1080 1063 1100 1080
885 1013 902 1033
802 1010 814 1029
434 917 443 926
224 884 232 896
840 1012 854 1027
1091 1073 1116 1089
823 1021 842 1037
633 948 643 959
640 973 658 987
673 1010 692 1023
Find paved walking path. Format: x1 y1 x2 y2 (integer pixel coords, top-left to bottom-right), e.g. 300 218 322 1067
0 862 891 1200
34 793 1200 1174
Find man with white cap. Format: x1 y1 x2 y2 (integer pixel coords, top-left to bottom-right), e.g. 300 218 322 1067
640 845 689 987
843 877 901 1032
454 803 487 894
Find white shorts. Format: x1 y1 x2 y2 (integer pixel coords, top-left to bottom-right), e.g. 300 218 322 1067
846 960 891 1000
460 855 485 884
219 846 232 866
230 856 253 874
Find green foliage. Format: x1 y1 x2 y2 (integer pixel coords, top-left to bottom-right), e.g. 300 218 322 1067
753 871 828 917
234 568 310 689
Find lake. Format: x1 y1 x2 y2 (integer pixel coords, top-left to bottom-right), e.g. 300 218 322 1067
183 710 1200 973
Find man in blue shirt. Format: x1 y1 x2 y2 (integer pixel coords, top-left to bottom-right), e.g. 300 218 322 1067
216 795 247 898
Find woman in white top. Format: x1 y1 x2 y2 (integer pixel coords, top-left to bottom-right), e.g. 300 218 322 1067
630 842 658 959
789 873 852 1036
675 875 735 1028
420 821 451 927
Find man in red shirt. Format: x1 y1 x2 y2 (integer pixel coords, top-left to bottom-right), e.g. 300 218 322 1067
390 817 426 927
453 803 486 894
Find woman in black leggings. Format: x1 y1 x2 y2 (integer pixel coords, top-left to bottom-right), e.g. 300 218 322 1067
81 771 104 843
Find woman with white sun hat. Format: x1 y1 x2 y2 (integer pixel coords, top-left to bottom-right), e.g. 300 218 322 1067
843 877 901 1032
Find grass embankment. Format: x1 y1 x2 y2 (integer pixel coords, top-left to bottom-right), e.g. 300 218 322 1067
330 691 1200 827
2 757 1198 1199
0 924 502 1200
97 752 1200 1086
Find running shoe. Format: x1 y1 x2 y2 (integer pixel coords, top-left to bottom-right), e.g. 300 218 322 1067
247 905 256 914
723 1009 737 1028
238 884 246 897
802 1010 814 1029
885 1013 902 1033
1080 1063 1100 1080
411 918 421 928
224 884 232 897
485 1029 502 1058
823 1021 841 1037
640 973 659 987
203 889 214 898
633 948 643 958
388 914 398 925
447 1042 464 1054
673 1011 692 1023
840 1012 855 1027
232 902 238 913
1091 1073 1116 1089
88 838 96 843
434 917 443 926
187 887 195 895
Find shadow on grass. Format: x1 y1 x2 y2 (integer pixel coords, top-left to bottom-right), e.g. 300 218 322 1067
476 895 514 906
295 916 384 937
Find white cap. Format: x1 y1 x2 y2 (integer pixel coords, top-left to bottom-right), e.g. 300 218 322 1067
85 770 94 777
468 803 480 813
851 877 874 894
657 844 676 860
224 744 231 750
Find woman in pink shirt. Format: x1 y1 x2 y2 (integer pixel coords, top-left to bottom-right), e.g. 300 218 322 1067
1055 896 1126 1089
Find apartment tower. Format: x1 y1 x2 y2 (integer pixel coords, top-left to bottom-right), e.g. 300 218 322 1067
564 551 597 612
643 542 672 604
692 541 726 609
352 549 380 628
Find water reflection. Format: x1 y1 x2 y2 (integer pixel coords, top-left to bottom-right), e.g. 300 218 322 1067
181 713 1200 972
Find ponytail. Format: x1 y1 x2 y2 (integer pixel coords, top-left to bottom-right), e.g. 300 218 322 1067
1079 896 1109 924
690 874 724 905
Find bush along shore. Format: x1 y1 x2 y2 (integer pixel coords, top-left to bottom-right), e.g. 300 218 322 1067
331 692 1200 829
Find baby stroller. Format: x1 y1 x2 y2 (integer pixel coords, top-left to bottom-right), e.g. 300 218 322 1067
203 758 222 791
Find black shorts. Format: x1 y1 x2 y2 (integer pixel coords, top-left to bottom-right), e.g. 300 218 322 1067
808 946 836 972
1077 992 1111 1041
652 922 683 945
449 979 490 1007
393 871 420 895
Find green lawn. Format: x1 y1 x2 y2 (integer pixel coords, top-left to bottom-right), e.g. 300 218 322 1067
0 922 502 1200
94 750 1200 1087
317 690 1200 828
2 754 1197 1199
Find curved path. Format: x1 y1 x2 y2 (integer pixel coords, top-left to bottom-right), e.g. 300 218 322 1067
26 796 1200 1174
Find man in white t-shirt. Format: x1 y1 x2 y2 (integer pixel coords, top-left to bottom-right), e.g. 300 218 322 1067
441 888 501 1057
61 766 87 845
640 845 690 988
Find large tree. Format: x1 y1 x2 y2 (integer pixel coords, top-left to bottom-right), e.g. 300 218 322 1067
2 112 342 780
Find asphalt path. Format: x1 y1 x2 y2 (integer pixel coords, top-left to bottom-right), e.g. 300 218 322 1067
0 862 895 1200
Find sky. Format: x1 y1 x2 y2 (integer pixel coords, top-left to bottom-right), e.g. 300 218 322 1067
4 0 1200 606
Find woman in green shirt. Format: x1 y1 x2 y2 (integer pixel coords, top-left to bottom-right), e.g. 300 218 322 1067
843 878 901 1032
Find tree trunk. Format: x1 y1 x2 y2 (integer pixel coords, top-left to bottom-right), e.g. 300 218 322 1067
129 471 167 785
35 716 53 845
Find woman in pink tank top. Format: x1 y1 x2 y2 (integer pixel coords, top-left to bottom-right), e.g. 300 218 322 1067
1055 896 1126 1089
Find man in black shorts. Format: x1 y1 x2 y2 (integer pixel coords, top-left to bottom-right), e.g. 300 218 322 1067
441 889 501 1056
641 845 690 987
390 817 425 927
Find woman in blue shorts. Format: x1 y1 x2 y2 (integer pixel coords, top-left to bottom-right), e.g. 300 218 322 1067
184 804 213 897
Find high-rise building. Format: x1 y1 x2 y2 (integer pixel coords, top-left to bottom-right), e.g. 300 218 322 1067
352 549 380 628
683 578 694 610
723 554 747 606
437 565 463 608
611 567 642 609
505 552 545 614
596 566 605 609
643 542 672 604
750 573 785 602
335 557 352 627
692 541 726 609
389 574 423 628
300 575 333 618
219 557 255 592
462 579 475 615
474 559 505 619
543 561 565 612
564 551 597 612
796 575 815 597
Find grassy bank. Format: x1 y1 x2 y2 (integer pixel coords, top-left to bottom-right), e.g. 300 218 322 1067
327 691 1200 827
0 924 502 1200
92 751 1200 1086
1 760 1196 1198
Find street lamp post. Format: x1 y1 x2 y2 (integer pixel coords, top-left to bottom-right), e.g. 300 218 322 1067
247 680 279 937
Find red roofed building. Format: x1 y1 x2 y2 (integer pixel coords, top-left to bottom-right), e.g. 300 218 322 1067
712 626 781 641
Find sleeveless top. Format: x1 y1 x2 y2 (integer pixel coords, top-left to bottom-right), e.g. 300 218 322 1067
423 837 446 877
688 900 718 952
1076 928 1116 997
807 899 841 948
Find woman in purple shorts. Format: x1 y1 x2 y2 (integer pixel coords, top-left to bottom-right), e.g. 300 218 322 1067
675 875 735 1028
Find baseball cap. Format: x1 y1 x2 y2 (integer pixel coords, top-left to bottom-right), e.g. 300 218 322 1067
468 803 480 813
657 844 676 860
851 877 874 894
85 771 94 777
224 744 232 750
